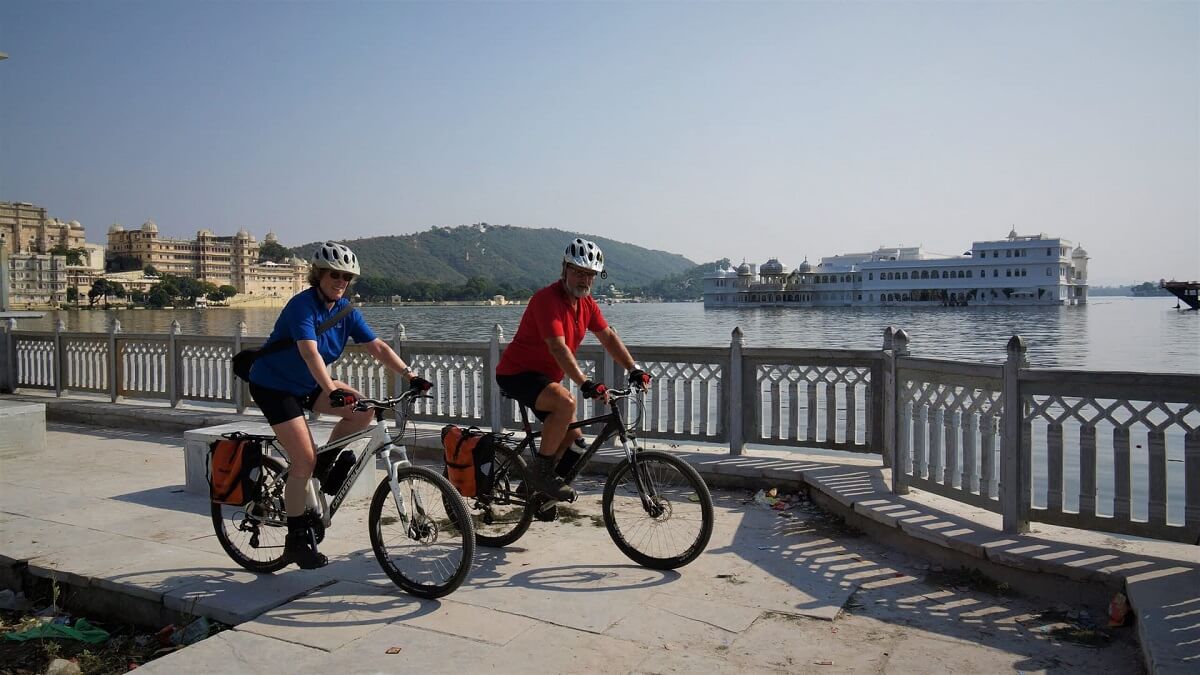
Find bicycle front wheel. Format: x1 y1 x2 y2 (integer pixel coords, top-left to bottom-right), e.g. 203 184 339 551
602 450 714 570
368 466 475 599
211 455 290 573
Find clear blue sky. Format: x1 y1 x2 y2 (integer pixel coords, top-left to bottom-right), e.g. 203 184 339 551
1 1 1196 285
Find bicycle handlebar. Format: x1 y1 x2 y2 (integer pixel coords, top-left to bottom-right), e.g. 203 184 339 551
351 390 431 412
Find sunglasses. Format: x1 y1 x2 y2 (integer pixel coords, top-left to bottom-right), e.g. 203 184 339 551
326 271 355 282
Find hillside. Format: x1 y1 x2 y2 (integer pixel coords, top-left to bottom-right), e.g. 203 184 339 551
291 224 694 289
630 259 731 301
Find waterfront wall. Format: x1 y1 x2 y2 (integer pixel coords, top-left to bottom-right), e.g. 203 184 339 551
1 318 1196 545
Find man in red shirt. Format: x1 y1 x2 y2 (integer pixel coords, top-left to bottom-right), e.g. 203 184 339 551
496 238 651 502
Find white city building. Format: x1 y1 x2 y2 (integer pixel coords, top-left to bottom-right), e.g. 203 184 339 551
703 230 1089 308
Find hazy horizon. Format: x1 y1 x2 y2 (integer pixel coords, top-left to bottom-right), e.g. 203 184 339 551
1 1 1196 286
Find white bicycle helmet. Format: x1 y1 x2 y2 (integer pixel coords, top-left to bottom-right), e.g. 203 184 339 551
563 237 604 273
311 241 360 275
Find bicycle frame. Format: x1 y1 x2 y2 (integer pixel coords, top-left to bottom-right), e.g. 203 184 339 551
510 389 662 514
265 396 425 529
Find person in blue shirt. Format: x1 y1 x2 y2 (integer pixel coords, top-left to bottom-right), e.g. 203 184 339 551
248 241 430 569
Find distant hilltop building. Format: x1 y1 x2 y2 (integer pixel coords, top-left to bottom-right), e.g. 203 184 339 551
106 222 307 298
704 230 1089 308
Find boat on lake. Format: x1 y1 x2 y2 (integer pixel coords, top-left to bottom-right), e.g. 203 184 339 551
1161 279 1200 310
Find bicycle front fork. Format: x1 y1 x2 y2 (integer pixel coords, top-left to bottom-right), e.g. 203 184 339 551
381 443 421 532
619 435 663 517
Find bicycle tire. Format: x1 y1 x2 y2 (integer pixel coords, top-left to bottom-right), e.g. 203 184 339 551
211 455 291 573
602 450 714 570
468 447 535 548
368 465 475 599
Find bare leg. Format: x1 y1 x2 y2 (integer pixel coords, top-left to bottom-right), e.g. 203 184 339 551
310 381 374 441
272 416 318 518
534 383 576 459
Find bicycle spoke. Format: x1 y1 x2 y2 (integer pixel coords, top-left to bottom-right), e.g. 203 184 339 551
603 452 713 569
370 467 474 598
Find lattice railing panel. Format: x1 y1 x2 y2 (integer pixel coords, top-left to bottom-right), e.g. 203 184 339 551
898 376 1004 510
1024 395 1199 536
63 338 108 392
408 351 487 424
14 337 55 389
635 360 725 441
119 339 169 398
178 341 235 403
755 363 873 451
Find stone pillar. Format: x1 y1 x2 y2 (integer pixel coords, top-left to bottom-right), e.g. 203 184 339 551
891 328 910 494
108 319 121 403
2 318 16 393
728 327 745 456
53 319 65 397
880 327 894 470
1001 335 1030 534
233 320 246 414
168 320 181 408
391 323 406 397
488 323 504 431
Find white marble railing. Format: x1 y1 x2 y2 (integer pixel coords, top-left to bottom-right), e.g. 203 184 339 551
2 318 1197 544
891 331 1200 545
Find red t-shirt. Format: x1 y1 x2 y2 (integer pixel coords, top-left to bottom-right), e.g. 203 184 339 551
497 282 609 381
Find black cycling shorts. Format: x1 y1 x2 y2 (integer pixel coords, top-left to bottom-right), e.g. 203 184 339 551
495 372 556 421
249 382 322 426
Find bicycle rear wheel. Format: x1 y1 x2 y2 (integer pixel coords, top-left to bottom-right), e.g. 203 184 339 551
369 466 475 599
467 448 534 547
211 456 290 573
602 450 714 570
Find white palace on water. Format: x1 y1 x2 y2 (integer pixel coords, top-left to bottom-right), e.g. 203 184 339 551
703 230 1089 308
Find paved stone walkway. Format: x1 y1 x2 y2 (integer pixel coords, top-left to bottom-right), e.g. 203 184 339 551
0 423 1146 673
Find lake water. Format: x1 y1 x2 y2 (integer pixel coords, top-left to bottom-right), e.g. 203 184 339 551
16 296 1199 373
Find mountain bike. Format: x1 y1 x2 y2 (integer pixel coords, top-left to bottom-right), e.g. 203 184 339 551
465 387 713 569
210 389 475 599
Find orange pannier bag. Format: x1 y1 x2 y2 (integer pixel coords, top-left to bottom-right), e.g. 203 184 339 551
441 425 496 498
207 433 263 505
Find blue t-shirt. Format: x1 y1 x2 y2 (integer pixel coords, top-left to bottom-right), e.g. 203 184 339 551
249 288 377 396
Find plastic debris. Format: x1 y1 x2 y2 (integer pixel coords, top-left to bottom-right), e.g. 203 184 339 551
45 658 82 675
3 617 110 644
171 617 210 646
815 660 834 666
386 646 402 655
754 490 779 509
1107 592 1130 627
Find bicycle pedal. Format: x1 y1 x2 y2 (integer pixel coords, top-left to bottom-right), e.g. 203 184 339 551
534 500 559 522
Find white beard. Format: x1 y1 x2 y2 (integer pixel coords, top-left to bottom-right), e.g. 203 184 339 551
564 281 591 299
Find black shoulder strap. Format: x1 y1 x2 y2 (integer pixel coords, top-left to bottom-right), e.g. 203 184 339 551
255 302 356 357
316 302 356 335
